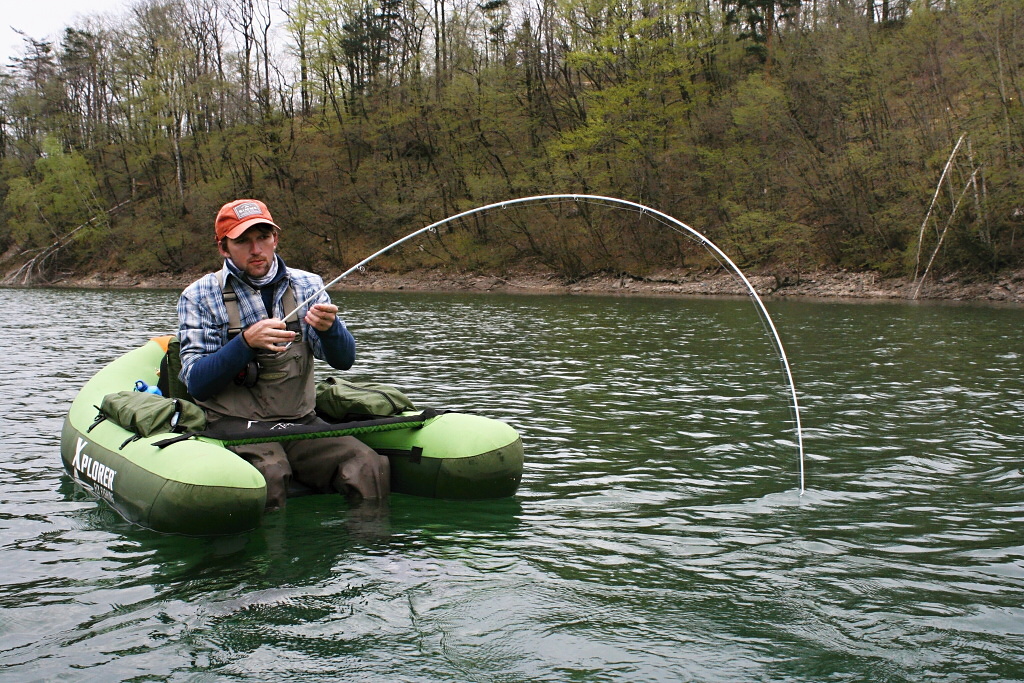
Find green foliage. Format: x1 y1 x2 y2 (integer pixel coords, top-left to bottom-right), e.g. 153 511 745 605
3 137 103 250
0 0 1022 283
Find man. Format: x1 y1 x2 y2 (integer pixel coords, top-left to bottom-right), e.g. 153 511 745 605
177 198 389 510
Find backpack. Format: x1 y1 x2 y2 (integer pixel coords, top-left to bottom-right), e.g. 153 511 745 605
157 336 193 402
315 377 415 421
97 391 207 442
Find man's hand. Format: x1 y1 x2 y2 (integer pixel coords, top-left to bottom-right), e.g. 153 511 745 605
305 303 338 332
242 318 295 352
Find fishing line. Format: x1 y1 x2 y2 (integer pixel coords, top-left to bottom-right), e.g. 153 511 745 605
285 194 806 492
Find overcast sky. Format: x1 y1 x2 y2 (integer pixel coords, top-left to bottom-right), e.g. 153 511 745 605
3 0 130 61
3 0 293 69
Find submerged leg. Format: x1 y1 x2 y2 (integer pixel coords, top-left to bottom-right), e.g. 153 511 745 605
287 427 390 501
229 441 292 510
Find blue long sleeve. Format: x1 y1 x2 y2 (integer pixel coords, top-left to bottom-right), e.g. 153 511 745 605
316 318 356 370
179 262 358 399
186 332 256 401
186 320 354 400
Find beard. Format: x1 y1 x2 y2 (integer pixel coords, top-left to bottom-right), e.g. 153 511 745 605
243 256 271 278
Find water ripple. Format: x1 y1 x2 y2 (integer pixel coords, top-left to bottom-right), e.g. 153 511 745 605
1 290 1022 680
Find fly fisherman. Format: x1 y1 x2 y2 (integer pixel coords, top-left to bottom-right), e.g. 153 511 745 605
177 198 390 510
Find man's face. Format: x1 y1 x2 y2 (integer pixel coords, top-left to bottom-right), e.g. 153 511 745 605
219 225 279 279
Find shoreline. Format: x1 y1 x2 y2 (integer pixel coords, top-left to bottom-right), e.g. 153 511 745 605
11 266 1024 305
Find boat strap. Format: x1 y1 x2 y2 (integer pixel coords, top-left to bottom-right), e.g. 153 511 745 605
374 446 424 464
152 409 439 448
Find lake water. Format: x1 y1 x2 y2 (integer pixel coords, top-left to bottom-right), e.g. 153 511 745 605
1 287 1022 681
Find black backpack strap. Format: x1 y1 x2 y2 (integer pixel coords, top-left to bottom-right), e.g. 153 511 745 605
151 432 200 448
88 408 107 433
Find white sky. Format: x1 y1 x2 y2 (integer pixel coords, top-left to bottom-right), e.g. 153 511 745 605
3 0 292 69
3 0 130 61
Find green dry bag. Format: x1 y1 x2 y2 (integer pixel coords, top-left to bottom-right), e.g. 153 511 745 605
98 391 207 437
315 377 415 421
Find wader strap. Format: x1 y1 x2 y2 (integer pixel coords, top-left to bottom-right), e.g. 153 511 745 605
221 275 302 340
281 286 299 323
281 285 302 340
223 280 243 338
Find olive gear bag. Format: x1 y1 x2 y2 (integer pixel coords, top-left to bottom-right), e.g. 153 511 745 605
315 377 415 421
157 336 194 402
96 391 207 440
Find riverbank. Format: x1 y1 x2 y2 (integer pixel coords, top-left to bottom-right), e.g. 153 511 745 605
16 266 1024 304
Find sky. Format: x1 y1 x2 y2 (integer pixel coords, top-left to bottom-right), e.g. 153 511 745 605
3 0 130 61
3 0 292 68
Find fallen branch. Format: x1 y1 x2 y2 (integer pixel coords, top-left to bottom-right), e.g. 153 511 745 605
2 199 132 286
913 168 979 300
913 133 967 281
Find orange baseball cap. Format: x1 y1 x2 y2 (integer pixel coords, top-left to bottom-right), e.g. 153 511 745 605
215 199 281 241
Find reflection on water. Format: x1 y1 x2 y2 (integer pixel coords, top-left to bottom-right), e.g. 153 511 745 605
1 287 1022 680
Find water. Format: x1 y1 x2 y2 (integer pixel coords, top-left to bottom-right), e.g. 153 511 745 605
1 287 1022 681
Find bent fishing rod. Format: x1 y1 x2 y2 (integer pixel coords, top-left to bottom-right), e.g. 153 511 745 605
283 194 806 492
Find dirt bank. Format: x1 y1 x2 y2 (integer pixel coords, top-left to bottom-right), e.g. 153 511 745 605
20 266 1024 304
328 267 1024 304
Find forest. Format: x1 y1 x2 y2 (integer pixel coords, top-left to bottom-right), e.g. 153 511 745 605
0 0 1021 285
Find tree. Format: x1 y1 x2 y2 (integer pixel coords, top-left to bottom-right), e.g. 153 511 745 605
2 136 105 276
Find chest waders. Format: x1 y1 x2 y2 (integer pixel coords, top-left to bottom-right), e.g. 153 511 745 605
196 275 391 506
196 276 315 422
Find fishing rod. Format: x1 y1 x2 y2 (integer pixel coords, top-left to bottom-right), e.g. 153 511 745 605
284 194 806 492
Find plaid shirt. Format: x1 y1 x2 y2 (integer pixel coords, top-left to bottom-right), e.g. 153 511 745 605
177 259 339 385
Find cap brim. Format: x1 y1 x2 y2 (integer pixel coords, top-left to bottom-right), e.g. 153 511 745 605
223 218 280 240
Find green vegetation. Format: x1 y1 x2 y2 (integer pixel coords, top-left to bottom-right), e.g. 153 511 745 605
1 0 1021 284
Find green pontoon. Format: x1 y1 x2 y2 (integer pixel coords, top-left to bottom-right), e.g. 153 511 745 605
60 337 524 535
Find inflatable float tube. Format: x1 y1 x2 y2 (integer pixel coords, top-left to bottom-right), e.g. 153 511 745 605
60 337 524 535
